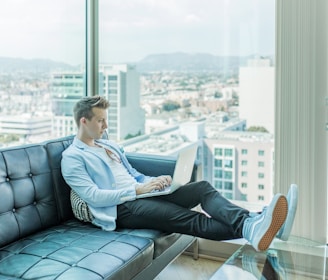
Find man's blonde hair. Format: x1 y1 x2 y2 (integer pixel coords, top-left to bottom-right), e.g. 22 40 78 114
73 96 109 127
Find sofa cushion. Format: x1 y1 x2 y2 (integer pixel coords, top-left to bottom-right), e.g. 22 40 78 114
116 229 181 259
0 220 154 280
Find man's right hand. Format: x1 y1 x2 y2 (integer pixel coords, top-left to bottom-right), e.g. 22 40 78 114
135 176 171 195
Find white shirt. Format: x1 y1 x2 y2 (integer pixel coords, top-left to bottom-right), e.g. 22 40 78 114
89 146 141 189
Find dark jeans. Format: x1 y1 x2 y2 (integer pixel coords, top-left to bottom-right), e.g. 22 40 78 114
117 181 249 241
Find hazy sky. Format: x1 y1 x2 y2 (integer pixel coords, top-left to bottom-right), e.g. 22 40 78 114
0 0 275 65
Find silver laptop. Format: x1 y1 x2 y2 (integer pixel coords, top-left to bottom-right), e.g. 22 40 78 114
136 144 198 199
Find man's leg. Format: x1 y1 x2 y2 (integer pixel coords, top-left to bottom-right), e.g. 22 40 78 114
118 180 288 251
151 180 288 251
117 197 240 241
158 180 250 237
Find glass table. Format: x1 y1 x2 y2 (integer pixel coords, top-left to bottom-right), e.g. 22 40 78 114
210 237 327 279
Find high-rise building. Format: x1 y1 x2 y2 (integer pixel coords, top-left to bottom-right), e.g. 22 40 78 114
100 64 145 141
204 131 274 204
51 72 85 137
51 64 145 141
239 59 274 133
51 72 85 116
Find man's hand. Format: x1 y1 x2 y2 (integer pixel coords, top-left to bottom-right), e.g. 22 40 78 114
135 175 172 195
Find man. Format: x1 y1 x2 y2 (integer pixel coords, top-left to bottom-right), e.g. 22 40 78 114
61 96 298 252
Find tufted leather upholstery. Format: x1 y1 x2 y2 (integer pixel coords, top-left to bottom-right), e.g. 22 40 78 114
0 136 198 280
0 143 59 247
0 220 153 280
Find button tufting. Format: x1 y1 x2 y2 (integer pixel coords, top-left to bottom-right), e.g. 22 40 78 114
72 263 77 267
12 208 16 213
6 177 10 182
29 173 33 177
33 201 37 205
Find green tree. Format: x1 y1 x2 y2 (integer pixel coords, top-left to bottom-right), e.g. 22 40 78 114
124 131 142 140
214 91 223 98
162 100 181 111
247 126 269 133
0 134 20 144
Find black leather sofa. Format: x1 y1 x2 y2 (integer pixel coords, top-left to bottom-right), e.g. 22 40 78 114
0 135 198 280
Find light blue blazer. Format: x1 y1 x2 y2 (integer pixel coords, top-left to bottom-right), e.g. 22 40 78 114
61 137 152 231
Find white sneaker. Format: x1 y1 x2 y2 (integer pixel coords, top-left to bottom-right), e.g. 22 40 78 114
242 194 287 251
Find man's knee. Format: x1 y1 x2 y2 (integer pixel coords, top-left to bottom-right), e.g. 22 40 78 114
199 180 213 188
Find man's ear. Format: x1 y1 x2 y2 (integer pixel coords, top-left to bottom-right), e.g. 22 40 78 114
81 117 87 124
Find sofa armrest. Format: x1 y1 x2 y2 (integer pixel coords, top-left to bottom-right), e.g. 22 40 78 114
126 152 201 182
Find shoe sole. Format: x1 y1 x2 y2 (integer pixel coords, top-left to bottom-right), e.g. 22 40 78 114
277 184 298 241
258 195 288 251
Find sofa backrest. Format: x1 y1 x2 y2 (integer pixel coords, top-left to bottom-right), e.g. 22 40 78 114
0 143 59 247
44 135 75 221
0 136 75 248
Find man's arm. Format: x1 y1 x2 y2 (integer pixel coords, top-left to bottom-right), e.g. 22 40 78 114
61 149 137 207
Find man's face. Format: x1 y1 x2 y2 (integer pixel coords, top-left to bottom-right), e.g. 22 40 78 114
82 107 108 139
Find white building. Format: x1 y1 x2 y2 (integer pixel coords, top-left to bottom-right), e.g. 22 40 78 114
52 115 76 138
51 72 85 138
204 131 274 204
100 64 145 141
239 59 275 133
0 115 52 145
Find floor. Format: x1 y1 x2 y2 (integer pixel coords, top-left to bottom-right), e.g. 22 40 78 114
154 254 223 280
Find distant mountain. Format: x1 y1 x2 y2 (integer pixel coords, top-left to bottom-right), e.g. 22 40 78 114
136 52 255 73
0 53 273 74
0 57 78 73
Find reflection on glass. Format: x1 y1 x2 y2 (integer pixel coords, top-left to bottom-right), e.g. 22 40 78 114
211 239 327 280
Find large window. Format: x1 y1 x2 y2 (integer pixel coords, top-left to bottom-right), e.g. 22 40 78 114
99 1 276 205
1 1 275 205
0 0 85 146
